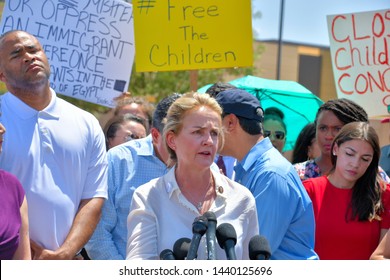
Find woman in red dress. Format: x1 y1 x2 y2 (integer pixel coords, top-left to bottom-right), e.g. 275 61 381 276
303 122 390 260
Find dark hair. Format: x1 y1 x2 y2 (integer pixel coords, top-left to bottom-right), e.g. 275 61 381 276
292 123 316 164
103 113 147 150
315 98 368 126
205 82 237 98
330 122 384 222
237 117 263 135
265 107 284 120
152 93 182 133
263 107 287 133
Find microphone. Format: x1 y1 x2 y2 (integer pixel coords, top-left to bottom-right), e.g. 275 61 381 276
216 223 237 260
186 216 208 260
160 249 176 260
173 237 191 260
248 235 271 260
203 211 217 260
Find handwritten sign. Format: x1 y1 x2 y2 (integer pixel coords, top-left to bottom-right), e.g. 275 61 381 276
133 0 253 72
0 0 135 107
327 9 390 117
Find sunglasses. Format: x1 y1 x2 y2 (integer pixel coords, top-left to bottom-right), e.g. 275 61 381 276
264 130 285 140
124 134 143 142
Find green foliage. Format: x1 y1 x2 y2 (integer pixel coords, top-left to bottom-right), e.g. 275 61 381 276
129 65 257 102
61 39 264 116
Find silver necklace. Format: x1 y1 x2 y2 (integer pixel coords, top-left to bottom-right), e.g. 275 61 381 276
182 176 214 212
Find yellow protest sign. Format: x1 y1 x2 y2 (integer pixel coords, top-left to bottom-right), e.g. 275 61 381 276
133 0 253 72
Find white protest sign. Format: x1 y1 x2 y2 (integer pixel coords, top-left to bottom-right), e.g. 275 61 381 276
327 9 390 117
0 0 135 107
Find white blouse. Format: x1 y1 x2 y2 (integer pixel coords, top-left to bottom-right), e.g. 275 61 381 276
126 166 259 260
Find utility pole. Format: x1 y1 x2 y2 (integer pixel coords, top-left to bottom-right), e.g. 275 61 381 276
276 0 285 80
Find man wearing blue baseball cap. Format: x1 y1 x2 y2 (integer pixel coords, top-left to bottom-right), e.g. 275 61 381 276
215 88 318 260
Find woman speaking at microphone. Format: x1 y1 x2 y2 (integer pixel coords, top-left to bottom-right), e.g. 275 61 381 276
126 92 259 260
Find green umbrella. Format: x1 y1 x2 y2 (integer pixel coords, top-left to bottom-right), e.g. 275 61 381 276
198 75 324 151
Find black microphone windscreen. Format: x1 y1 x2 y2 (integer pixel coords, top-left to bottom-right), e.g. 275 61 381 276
173 237 191 260
249 235 271 260
203 211 217 260
216 223 237 249
203 211 217 223
192 215 208 235
160 249 176 260
186 216 209 260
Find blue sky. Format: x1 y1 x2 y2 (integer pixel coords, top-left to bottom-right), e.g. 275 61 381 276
252 0 390 46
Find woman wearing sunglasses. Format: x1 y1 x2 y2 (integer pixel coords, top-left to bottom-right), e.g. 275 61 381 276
263 107 287 154
103 113 147 150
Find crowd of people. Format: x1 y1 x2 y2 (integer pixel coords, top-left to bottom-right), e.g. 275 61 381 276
0 30 389 260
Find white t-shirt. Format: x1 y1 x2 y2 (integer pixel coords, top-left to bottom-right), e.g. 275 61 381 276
0 90 108 250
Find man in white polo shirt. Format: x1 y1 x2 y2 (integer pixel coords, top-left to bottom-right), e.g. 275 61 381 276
0 30 108 259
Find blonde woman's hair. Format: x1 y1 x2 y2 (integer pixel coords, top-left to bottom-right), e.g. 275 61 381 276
163 92 224 167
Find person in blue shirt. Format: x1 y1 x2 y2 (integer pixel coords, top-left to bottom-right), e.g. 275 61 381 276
379 117 390 177
85 93 182 259
215 88 318 260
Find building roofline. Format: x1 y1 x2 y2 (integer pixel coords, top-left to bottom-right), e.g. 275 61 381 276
255 39 330 50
